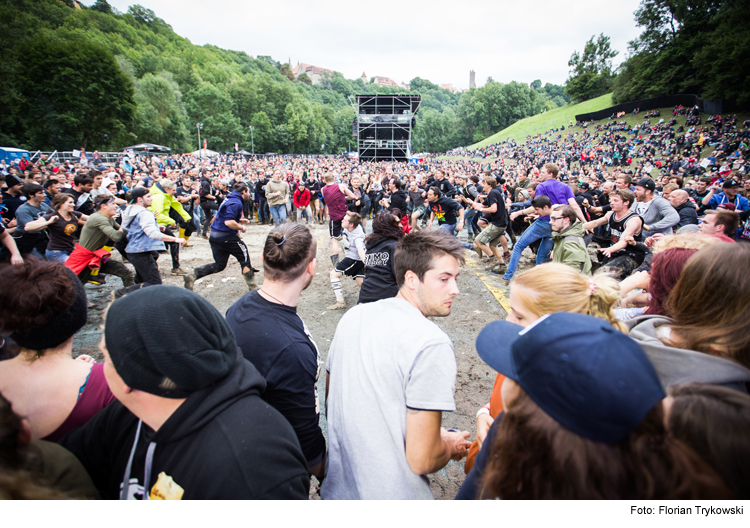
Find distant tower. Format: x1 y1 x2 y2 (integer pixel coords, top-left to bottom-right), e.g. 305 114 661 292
361 72 368 82
470 70 476 89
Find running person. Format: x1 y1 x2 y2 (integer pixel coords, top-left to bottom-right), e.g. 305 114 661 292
119 187 186 299
328 212 366 310
321 173 359 267
184 183 258 291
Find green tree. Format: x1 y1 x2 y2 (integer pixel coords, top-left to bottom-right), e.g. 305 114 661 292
250 111 273 153
127 5 156 24
90 0 113 14
16 37 135 150
297 72 312 85
132 72 189 150
280 63 295 81
565 34 619 102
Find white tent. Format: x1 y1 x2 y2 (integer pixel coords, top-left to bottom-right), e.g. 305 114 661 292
189 149 219 157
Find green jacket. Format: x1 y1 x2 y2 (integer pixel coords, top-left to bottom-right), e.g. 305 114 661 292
149 183 190 227
551 220 592 275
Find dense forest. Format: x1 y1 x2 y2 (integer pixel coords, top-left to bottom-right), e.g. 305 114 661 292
564 0 750 106
0 0 569 154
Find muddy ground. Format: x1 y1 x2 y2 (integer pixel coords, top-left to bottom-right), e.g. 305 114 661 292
73 218 540 500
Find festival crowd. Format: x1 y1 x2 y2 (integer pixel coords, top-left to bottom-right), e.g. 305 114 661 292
0 110 749 500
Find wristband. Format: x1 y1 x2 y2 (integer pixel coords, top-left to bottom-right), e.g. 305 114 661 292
476 406 490 419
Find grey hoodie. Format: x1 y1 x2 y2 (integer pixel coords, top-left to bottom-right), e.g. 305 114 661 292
626 315 750 393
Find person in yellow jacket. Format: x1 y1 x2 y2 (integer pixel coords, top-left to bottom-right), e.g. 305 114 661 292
149 179 191 276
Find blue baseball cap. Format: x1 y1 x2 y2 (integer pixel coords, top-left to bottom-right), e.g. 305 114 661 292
475 312 665 444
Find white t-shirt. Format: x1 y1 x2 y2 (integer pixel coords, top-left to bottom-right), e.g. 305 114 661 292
322 297 457 499
342 224 365 260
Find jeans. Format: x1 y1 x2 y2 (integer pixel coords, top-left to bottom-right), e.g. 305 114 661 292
200 201 219 235
463 209 479 235
296 205 312 223
439 223 473 249
45 250 70 263
270 204 287 226
502 219 553 281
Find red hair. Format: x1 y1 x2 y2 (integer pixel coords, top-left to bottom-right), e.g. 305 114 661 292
644 248 696 316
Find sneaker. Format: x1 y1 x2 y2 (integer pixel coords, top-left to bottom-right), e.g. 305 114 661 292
501 278 510 287
200 234 209 239
183 270 196 291
490 263 507 274
327 301 346 310
243 270 257 291
171 268 188 276
88 276 106 286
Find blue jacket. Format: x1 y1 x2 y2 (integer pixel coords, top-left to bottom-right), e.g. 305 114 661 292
211 190 245 237
122 204 166 253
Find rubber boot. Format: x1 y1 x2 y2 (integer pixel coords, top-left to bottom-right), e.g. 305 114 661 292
178 227 192 247
243 269 257 291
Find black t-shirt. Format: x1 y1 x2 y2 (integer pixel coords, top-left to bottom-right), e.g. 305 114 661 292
485 187 507 227
429 196 463 225
175 186 195 214
388 189 408 214
44 211 82 253
63 188 94 215
1 190 26 220
225 291 325 467
359 237 399 304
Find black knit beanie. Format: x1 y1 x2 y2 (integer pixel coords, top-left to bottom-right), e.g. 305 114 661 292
104 286 237 399
10 267 88 350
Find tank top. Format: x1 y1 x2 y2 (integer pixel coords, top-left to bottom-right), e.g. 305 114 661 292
322 183 348 221
608 211 644 257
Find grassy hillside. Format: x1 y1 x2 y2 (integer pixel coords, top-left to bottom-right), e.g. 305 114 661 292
468 93 614 149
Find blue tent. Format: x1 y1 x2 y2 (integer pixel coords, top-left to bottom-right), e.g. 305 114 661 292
0 147 30 163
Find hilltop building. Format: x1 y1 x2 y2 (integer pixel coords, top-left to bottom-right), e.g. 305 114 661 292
440 83 459 94
469 70 476 89
291 63 335 85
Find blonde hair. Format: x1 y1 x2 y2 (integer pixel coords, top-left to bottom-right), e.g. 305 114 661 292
653 233 723 253
512 263 626 332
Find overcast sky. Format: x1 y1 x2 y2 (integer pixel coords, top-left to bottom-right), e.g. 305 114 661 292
105 0 644 89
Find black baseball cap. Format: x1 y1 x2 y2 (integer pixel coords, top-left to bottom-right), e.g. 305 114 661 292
130 187 150 203
636 178 656 192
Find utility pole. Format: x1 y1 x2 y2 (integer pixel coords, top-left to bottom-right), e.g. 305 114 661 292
249 126 255 155
196 123 203 159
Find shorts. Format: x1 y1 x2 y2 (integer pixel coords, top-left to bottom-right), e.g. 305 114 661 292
476 224 506 247
335 257 365 278
329 219 343 239
412 204 428 218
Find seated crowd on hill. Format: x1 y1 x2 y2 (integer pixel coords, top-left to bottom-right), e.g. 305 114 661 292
0 115 749 500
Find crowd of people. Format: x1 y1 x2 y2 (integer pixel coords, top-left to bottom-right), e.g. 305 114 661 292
0 109 749 500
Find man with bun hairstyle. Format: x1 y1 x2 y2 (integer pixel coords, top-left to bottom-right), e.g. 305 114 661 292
59 286 310 500
227 224 326 481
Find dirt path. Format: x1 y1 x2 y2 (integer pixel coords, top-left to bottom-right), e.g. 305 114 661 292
73 220 542 499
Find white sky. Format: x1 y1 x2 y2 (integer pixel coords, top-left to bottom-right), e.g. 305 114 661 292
105 0 644 89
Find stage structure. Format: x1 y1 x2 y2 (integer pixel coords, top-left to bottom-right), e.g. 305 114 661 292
350 95 421 162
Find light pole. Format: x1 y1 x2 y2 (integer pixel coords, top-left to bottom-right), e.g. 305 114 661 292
249 126 254 155
196 123 203 159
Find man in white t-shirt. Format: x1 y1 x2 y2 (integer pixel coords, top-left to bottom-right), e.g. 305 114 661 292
322 230 472 499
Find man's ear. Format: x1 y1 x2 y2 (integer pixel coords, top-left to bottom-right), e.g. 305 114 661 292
404 270 418 290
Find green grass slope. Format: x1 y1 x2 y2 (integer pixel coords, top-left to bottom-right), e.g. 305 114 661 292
469 93 614 149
